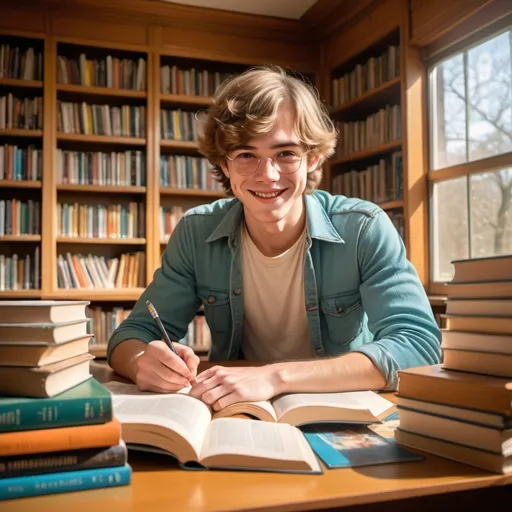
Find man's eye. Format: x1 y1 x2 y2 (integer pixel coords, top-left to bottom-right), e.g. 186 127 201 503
236 153 255 159
278 151 297 157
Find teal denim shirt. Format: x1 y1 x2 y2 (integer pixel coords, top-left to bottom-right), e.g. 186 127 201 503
107 190 442 390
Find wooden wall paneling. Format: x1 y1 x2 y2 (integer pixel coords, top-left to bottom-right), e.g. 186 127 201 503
0 5 45 37
401 0 429 283
409 0 494 47
41 36 58 295
160 26 316 72
324 0 401 69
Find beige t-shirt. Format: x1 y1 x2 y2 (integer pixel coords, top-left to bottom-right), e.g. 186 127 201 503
240 221 316 361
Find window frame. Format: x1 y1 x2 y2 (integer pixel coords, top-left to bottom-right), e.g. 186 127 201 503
426 18 512 295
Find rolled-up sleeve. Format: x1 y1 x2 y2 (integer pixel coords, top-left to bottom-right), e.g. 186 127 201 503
353 210 442 390
106 217 201 364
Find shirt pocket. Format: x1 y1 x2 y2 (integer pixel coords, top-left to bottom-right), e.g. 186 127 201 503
197 286 231 333
320 291 363 346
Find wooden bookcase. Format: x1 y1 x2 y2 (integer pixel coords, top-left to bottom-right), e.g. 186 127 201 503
0 0 317 358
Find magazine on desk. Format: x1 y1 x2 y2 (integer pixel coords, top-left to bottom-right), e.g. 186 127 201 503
105 381 396 474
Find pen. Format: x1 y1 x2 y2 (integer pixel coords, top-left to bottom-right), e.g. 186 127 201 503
146 300 179 356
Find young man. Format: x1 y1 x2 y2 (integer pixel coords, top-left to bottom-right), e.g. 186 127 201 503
107 66 441 411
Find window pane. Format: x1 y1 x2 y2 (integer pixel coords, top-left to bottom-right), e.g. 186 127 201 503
431 177 469 281
467 32 512 161
430 53 467 170
470 168 512 258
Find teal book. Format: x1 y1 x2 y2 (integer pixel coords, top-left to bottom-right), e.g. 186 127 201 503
0 463 131 500
302 413 423 469
0 378 112 433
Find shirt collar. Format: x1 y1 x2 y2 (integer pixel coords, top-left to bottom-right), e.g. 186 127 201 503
205 192 344 244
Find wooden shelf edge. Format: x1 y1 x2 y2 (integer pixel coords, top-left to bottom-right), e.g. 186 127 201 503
0 180 42 189
160 139 198 150
57 184 146 193
331 139 402 165
330 76 401 116
56 237 146 245
0 235 41 242
57 133 146 145
380 200 404 210
0 129 43 137
57 83 147 98
0 78 43 88
47 289 145 301
89 346 108 358
0 290 42 298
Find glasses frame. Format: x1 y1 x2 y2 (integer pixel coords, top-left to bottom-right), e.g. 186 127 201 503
225 149 312 176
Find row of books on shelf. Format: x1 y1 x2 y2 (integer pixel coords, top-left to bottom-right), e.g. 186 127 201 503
57 202 145 239
0 144 42 181
331 151 403 204
0 44 43 81
57 54 147 91
0 300 131 499
160 65 232 96
160 154 222 191
0 199 40 236
161 205 185 241
0 94 43 130
182 314 211 352
331 44 400 108
395 253 512 474
57 251 145 290
0 247 39 291
161 109 197 141
334 104 401 157
57 101 146 138
57 149 146 186
86 305 131 347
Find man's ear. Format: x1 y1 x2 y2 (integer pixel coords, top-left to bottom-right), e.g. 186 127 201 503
308 153 320 172
220 159 230 179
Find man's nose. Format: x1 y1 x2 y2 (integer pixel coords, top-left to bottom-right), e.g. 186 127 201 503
256 157 280 181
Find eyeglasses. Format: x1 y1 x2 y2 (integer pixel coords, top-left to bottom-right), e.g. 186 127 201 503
225 149 310 176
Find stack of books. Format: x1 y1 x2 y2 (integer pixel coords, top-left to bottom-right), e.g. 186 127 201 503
395 254 512 474
0 300 131 500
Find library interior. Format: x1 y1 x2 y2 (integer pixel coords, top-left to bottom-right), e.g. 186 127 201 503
0 0 511 509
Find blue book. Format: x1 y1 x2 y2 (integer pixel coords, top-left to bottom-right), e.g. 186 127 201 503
302 414 423 469
0 463 131 500
0 378 112 433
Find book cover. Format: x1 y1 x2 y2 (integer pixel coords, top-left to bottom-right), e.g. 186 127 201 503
302 413 423 469
0 378 112 432
0 463 131 500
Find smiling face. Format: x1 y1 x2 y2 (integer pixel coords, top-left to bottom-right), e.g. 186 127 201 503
221 106 319 226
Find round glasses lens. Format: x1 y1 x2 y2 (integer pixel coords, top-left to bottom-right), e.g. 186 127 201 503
230 152 304 175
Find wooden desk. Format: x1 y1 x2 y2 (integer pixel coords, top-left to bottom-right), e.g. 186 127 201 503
2 361 511 511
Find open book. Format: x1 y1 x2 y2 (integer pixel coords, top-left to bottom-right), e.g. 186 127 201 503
106 382 395 473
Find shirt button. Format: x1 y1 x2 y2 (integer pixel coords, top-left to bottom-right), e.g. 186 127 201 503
207 295 216 304
233 288 241 295
337 305 343 313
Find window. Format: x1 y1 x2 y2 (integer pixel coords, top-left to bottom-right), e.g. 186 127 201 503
428 27 512 284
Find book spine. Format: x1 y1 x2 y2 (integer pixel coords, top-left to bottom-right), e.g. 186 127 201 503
0 396 112 433
0 441 127 479
0 463 131 501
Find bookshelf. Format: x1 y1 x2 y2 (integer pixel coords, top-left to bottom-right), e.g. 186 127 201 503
328 27 405 242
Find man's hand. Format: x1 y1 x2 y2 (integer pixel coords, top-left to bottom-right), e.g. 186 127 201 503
188 365 284 410
132 340 200 393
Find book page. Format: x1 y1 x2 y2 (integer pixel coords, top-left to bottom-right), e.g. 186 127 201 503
199 417 320 471
271 391 394 421
108 382 211 460
213 399 278 422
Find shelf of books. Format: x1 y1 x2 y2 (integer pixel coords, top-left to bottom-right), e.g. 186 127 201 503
328 29 405 243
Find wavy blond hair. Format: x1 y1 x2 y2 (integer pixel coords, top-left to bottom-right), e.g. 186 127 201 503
196 65 338 195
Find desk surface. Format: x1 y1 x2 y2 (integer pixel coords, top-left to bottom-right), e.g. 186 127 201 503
2 361 511 512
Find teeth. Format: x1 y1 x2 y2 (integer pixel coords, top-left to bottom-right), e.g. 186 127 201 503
253 191 280 198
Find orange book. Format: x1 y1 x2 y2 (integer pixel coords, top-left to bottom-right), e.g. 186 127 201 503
0 418 121 456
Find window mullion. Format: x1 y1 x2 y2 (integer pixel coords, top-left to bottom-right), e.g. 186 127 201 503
463 50 472 259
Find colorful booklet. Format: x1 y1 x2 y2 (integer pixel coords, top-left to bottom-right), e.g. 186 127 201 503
302 413 423 468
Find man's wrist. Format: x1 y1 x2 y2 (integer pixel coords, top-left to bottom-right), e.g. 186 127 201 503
268 361 291 395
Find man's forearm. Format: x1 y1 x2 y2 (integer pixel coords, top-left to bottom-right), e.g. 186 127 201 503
272 352 387 395
109 338 148 382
